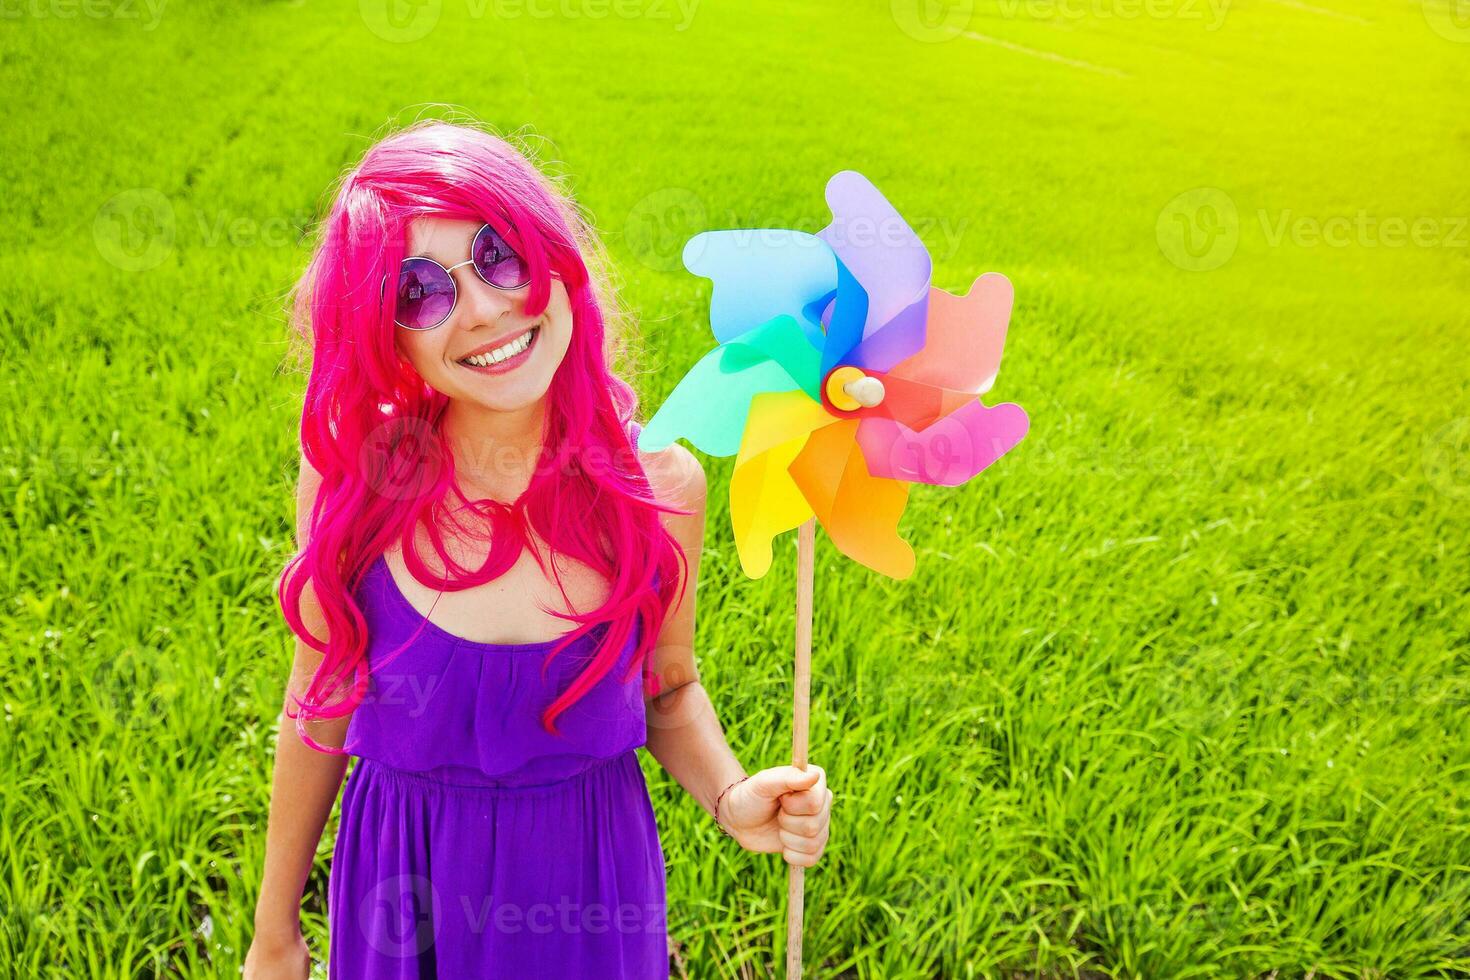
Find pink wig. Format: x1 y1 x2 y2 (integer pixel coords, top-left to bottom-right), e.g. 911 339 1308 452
277 120 688 750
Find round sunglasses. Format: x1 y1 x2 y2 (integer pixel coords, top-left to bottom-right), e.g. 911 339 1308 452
385 223 531 330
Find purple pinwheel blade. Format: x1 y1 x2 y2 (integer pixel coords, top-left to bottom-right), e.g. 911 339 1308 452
817 171 932 373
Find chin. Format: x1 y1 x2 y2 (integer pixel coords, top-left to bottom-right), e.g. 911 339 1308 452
464 369 556 412
476 390 549 415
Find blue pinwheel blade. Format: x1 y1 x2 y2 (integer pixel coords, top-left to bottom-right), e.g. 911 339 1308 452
683 230 837 349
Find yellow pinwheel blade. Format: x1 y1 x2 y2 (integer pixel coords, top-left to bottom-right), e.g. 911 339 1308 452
730 390 834 578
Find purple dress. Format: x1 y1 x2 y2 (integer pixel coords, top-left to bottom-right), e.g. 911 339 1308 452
326 553 670 978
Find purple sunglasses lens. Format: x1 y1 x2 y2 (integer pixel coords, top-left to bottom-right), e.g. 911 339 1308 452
396 257 456 329
472 224 531 289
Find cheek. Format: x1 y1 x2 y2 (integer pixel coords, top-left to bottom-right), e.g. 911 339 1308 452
550 313 575 363
394 334 438 377
551 290 575 345
397 329 431 358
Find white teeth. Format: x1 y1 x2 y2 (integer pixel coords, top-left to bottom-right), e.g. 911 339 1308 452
461 327 536 367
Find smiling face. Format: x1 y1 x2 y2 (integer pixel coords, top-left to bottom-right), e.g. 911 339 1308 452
393 216 573 415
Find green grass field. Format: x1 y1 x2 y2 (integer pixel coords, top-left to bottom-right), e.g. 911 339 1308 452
2 0 1467 976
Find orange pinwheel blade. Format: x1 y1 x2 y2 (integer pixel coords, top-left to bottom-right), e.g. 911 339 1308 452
788 419 916 579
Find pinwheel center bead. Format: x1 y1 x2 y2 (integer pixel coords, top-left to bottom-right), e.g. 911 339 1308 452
825 366 886 412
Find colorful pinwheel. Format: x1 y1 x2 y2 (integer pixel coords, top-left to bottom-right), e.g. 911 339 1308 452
637 170 1029 580
637 171 1029 979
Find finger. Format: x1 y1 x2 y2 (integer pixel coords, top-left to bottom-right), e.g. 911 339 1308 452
745 765 821 801
779 827 826 854
779 765 827 812
782 835 827 867
776 810 823 836
780 788 825 816
801 764 827 797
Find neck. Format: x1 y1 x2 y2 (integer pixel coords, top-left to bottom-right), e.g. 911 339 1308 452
442 396 547 500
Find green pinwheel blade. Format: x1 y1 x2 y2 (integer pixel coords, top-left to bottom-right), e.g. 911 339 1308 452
639 315 822 457
639 356 801 457
722 314 822 401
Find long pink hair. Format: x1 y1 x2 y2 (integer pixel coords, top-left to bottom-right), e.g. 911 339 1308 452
277 119 688 749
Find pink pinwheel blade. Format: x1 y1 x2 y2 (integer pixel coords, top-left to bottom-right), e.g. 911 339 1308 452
855 399 1030 487
886 274 1015 395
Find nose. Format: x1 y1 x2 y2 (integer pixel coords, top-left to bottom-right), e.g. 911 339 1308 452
453 266 523 331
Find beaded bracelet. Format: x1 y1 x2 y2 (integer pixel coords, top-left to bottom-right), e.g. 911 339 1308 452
713 774 749 838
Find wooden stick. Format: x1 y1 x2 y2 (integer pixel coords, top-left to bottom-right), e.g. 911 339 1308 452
786 517 816 979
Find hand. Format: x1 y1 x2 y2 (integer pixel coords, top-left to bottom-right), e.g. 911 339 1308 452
718 764 832 867
243 928 310 980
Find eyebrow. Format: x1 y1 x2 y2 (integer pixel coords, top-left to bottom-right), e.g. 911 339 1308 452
405 219 519 265
407 243 466 264
406 225 482 264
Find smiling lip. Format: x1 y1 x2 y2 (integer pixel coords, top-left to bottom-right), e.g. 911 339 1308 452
457 321 542 362
457 326 540 375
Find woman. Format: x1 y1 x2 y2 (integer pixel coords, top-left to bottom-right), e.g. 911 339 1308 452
243 119 832 978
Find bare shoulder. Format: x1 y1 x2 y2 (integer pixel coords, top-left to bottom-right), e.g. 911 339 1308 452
296 452 325 525
290 451 330 642
637 441 707 513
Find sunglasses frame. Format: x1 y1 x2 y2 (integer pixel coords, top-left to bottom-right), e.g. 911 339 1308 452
382 222 533 331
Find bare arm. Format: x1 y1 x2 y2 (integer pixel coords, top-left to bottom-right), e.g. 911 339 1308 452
639 444 751 834
251 647 351 942
248 457 352 966
639 444 833 866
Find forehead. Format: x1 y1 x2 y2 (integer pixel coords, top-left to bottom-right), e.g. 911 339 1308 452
405 216 483 260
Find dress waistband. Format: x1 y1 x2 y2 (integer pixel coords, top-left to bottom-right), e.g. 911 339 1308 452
349 749 640 798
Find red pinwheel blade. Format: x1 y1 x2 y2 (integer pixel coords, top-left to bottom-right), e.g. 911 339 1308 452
854 372 976 432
